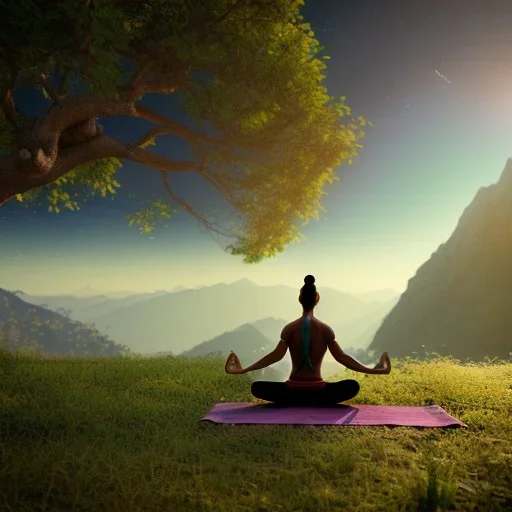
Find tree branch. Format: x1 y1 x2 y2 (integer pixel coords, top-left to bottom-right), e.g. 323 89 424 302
160 171 235 238
0 134 199 205
196 168 244 212
133 105 226 147
130 109 242 211
210 0 249 28
38 95 218 150
1 89 18 126
119 78 177 100
118 56 153 98
118 66 189 100
52 135 197 180
127 143 197 173
39 93 136 137
59 117 102 149
39 73 64 104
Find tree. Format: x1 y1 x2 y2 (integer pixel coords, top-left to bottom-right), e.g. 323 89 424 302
0 0 370 263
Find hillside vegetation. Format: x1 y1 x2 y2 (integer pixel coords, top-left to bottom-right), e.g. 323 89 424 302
1 351 511 511
0 289 127 357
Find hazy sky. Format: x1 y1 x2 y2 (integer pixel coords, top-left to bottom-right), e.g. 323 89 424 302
1 0 511 296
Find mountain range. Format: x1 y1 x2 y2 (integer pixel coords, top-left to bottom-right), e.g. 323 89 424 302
370 158 512 361
0 289 127 356
14 289 174 324
71 279 387 354
17 280 397 355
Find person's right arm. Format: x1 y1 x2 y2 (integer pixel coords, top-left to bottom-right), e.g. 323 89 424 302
325 326 391 375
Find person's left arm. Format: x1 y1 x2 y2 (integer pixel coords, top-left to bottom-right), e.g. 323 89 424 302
240 339 288 374
225 326 289 374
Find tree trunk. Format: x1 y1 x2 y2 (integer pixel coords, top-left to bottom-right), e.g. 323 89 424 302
0 149 49 206
0 90 209 206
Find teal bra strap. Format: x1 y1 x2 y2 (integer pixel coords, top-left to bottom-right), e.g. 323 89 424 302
300 315 314 371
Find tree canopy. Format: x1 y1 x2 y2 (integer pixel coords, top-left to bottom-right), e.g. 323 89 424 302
0 0 370 263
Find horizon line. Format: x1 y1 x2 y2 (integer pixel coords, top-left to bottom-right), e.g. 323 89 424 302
4 279 402 298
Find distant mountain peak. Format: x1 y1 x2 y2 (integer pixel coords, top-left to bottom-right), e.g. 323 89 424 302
233 323 261 333
232 278 255 286
181 321 275 358
73 286 100 297
498 157 512 185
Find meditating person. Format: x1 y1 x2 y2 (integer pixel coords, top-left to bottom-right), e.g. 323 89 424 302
225 274 391 405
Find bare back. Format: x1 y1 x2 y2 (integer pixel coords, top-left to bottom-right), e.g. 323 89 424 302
281 315 334 382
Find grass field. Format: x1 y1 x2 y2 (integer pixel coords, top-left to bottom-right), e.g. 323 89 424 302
1 350 511 512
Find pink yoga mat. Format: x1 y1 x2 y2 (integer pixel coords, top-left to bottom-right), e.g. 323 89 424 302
201 403 467 428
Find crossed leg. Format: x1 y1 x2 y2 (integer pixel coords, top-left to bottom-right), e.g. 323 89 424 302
251 379 360 406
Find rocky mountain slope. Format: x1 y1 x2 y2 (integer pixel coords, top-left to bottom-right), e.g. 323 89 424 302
370 159 512 361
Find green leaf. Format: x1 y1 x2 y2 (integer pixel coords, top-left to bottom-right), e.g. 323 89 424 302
125 198 176 234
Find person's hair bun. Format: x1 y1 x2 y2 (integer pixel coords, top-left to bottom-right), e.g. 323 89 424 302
304 275 315 286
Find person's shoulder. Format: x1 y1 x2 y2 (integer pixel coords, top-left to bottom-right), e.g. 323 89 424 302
280 321 294 341
320 322 335 342
285 318 302 328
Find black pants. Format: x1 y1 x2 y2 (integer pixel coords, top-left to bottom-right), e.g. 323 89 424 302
251 379 360 406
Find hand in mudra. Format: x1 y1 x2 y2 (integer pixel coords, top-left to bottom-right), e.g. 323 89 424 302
373 352 391 374
225 351 245 374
